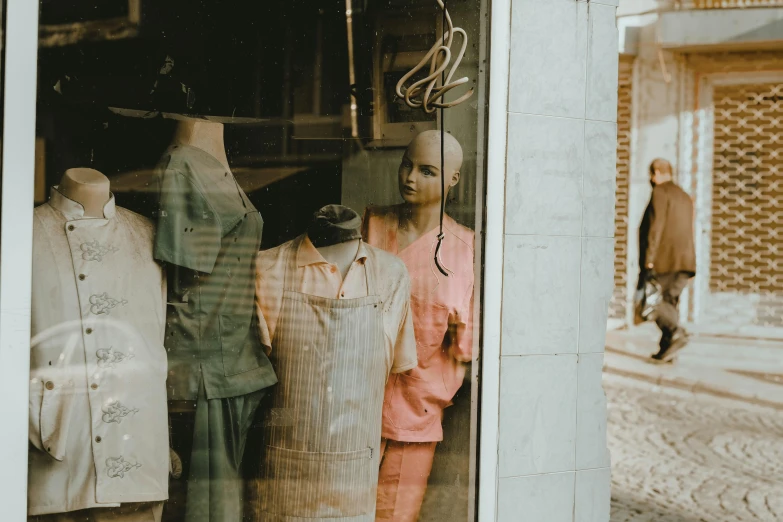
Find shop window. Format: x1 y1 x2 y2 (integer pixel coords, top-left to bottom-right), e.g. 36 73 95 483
27 1 488 521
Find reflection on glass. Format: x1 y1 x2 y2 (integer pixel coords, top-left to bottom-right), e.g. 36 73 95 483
27 1 487 521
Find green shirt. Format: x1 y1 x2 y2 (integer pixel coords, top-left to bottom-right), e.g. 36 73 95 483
154 144 277 400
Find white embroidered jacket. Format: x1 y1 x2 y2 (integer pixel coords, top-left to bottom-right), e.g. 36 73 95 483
28 188 169 515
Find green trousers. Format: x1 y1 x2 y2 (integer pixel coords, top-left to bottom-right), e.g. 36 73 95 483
185 381 265 522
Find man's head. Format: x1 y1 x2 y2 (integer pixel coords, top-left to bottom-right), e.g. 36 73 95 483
649 158 673 187
398 130 463 206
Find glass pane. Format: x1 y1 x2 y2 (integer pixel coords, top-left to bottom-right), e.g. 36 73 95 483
27 1 488 521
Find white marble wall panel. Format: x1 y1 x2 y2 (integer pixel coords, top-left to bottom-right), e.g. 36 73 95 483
505 113 585 237
509 0 588 118
575 468 612 522
496 0 615 521
498 472 576 522
583 121 618 238
502 235 581 356
586 2 620 122
579 237 615 354
498 355 578 477
576 353 611 470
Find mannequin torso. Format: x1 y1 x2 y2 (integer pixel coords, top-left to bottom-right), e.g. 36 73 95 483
57 168 111 218
396 205 440 252
315 239 360 280
30 174 170 514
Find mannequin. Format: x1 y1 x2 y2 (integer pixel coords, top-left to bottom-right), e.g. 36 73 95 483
57 168 110 218
29 169 169 521
169 119 231 173
252 205 417 522
155 117 277 522
314 240 360 278
306 204 364 278
362 130 475 522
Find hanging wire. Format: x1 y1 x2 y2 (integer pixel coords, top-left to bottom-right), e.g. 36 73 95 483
394 0 473 113
433 0 450 277
395 0 473 277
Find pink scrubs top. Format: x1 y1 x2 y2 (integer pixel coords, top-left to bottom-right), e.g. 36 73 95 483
363 205 475 442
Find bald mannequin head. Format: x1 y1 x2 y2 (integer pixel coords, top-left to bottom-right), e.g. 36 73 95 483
398 130 463 206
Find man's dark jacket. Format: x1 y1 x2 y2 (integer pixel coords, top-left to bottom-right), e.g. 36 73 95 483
639 181 696 276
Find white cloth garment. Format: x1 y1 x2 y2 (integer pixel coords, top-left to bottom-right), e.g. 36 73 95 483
28 188 169 516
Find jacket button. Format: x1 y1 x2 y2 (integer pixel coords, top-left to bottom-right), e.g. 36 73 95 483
95 436 102 443
86 328 93 334
78 274 86 281
91 383 98 390
45 381 54 390
67 225 75 231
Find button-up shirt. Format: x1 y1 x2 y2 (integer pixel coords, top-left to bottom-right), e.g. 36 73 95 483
363 206 475 442
154 145 277 400
255 235 418 375
28 188 169 515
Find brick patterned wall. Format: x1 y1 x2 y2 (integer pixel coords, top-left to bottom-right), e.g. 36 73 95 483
710 82 783 326
609 57 633 320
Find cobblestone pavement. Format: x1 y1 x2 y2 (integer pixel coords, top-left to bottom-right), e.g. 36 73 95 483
607 377 783 522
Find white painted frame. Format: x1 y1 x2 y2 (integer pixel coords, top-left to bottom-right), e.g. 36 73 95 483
685 70 783 323
477 0 510 519
0 1 510 521
0 0 40 519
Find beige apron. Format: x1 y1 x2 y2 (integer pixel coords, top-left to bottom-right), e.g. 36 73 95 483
259 236 387 522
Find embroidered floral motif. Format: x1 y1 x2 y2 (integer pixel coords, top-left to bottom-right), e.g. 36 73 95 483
89 293 128 315
96 347 134 369
80 240 119 262
105 456 141 479
102 401 139 424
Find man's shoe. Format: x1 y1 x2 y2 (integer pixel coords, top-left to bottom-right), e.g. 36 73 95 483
651 328 690 363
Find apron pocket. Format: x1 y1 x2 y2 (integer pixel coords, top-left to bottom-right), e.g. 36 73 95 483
261 445 376 518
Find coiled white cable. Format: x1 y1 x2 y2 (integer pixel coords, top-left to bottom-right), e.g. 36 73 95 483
394 0 474 114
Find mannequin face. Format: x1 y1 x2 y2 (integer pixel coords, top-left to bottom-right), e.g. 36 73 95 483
398 133 461 206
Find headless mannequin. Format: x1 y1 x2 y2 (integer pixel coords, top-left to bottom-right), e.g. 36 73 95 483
159 116 273 522
316 240 360 280
396 130 463 252
57 168 111 218
306 205 364 279
170 119 231 173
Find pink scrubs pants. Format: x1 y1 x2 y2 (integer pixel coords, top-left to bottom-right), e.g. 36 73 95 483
375 439 438 522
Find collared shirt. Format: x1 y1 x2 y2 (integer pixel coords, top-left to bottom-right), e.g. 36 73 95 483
363 205 475 442
29 188 169 515
154 144 277 400
255 235 418 374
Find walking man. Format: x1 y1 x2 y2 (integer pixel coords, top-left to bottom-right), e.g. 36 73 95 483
639 158 696 362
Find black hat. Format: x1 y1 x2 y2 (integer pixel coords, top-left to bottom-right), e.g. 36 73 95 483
51 1 272 123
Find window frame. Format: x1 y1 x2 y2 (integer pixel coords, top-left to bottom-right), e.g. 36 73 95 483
0 1 510 520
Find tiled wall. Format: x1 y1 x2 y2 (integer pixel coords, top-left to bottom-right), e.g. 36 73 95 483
498 1 617 521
